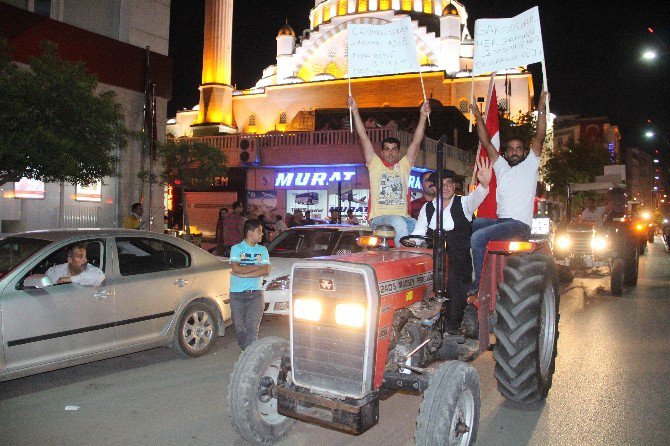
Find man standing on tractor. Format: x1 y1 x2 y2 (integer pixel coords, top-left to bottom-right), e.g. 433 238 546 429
411 158 492 332
349 96 431 244
410 170 436 219
468 91 549 297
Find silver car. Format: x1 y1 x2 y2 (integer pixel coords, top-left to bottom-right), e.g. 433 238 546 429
263 225 371 315
0 229 231 381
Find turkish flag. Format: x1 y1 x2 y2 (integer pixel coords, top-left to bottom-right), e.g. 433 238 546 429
476 85 500 218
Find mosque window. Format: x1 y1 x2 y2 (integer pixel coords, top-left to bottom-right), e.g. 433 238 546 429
338 0 348 15
459 99 469 113
357 0 368 12
279 112 288 124
422 0 433 14
379 0 391 9
249 114 256 126
323 3 331 21
401 0 412 11
498 98 508 111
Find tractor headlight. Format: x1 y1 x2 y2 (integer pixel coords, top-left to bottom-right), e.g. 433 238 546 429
266 275 290 291
335 303 366 328
556 235 570 250
293 299 322 322
591 236 608 251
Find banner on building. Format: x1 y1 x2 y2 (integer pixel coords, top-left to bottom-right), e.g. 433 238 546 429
473 6 544 75
247 190 278 219
348 17 420 78
14 178 45 199
286 190 328 219
327 189 369 215
75 181 102 202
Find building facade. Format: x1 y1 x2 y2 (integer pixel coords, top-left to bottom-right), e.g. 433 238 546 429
0 0 171 232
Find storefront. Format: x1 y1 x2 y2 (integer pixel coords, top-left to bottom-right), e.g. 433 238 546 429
245 164 430 224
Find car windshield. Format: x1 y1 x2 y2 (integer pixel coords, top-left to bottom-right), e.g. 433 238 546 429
0 236 51 278
267 229 339 258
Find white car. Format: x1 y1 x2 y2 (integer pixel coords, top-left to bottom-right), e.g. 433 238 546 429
263 225 371 315
0 229 232 381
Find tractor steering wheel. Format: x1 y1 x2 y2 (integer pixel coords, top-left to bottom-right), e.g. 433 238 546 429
399 235 433 248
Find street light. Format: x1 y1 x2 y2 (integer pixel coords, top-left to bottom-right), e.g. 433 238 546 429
642 49 657 60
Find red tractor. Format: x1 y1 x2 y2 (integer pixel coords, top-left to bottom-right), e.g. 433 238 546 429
228 141 560 445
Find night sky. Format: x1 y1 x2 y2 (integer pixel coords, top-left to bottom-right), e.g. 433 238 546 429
168 0 669 152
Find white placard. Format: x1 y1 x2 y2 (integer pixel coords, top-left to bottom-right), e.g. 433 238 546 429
348 17 420 78
473 6 544 75
75 181 102 202
14 178 45 199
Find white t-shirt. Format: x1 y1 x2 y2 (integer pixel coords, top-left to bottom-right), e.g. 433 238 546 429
494 151 540 227
412 184 489 235
46 263 105 286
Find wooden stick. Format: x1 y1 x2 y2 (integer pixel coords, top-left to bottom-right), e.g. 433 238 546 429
418 66 430 126
542 60 549 122
348 75 353 133
469 74 475 132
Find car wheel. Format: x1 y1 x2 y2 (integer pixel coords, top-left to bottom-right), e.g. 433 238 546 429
493 253 560 403
173 302 218 357
228 337 296 444
415 361 480 446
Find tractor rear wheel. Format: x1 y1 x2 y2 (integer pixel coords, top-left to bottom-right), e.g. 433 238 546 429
493 253 560 403
415 361 480 446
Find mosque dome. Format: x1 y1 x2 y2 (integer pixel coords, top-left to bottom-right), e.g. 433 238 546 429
277 22 295 37
442 3 459 17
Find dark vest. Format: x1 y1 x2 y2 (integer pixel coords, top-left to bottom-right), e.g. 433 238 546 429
427 196 472 281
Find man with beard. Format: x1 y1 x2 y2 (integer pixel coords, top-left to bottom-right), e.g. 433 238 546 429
468 91 549 296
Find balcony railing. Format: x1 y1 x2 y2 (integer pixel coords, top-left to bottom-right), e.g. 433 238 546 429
190 129 473 164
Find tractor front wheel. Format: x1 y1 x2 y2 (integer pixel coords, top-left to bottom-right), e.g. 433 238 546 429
493 253 560 403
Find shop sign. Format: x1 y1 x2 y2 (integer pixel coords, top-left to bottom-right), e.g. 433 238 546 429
75 181 102 202
275 169 356 189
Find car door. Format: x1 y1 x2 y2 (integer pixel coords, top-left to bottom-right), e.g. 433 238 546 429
1 238 116 373
112 236 195 346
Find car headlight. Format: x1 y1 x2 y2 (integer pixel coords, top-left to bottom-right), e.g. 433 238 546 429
556 235 570 250
591 236 607 251
293 299 322 322
266 275 290 291
335 303 366 328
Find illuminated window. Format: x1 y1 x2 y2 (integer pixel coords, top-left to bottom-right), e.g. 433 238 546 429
325 62 340 77
279 112 288 124
323 3 331 21
459 99 469 113
249 114 256 126
422 0 433 13
358 0 368 12
379 0 391 9
338 0 348 15
401 0 412 10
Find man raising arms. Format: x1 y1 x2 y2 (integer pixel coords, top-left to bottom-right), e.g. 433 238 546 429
469 91 549 296
349 96 430 244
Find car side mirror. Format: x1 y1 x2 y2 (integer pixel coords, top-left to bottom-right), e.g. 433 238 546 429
24 274 54 289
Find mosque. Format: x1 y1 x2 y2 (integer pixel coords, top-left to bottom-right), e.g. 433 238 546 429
167 0 538 231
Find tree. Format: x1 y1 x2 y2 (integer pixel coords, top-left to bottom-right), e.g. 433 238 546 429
541 141 610 195
0 39 128 185
151 139 228 238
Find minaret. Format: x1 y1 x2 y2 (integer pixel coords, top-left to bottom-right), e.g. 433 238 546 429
193 0 236 135
439 2 461 74
276 21 296 84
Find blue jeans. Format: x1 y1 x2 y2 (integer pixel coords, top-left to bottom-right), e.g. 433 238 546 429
230 290 264 350
471 218 531 291
370 215 416 245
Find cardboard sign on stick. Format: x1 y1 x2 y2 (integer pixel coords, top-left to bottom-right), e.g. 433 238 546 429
473 6 545 75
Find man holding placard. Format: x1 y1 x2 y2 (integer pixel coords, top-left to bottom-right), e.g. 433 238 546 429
468 91 549 297
349 96 430 244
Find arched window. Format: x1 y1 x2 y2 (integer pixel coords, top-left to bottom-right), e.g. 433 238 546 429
249 114 256 126
422 0 433 13
279 112 288 124
357 0 368 12
401 0 412 11
459 99 469 113
379 0 391 10
323 3 331 21
498 98 508 111
338 0 348 15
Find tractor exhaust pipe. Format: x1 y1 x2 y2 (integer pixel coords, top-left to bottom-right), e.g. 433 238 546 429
433 135 448 299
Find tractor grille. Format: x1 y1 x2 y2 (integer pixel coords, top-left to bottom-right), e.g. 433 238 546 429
569 230 593 253
291 265 372 398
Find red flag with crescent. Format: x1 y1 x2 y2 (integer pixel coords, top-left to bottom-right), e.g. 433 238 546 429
476 84 501 218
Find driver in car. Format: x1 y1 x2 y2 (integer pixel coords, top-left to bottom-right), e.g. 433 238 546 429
46 243 105 286
410 158 491 333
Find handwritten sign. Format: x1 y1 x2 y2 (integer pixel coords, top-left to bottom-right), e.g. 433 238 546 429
348 17 419 78
473 6 544 75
